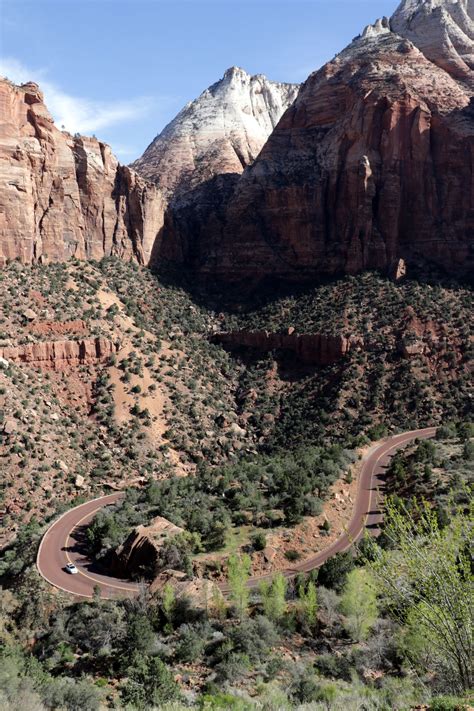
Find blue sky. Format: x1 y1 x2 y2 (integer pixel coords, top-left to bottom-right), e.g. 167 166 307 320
1 0 396 162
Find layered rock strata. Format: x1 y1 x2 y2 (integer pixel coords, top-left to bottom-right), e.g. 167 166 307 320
0 337 117 369
0 80 165 266
157 0 474 281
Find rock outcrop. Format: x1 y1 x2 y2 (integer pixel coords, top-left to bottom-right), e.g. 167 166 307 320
0 337 117 369
213 330 363 365
0 80 166 266
157 0 474 281
112 516 185 579
396 305 467 362
132 67 299 198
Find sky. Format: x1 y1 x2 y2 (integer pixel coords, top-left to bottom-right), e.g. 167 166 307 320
1 0 396 163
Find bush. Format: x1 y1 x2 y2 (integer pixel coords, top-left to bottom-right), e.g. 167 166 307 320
251 531 267 551
175 623 209 663
41 678 102 711
315 652 353 681
228 616 279 663
198 692 255 710
288 665 320 703
213 652 251 684
317 551 355 591
436 424 457 440
121 656 179 709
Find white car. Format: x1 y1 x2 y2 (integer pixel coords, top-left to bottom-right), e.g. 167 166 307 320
65 563 79 575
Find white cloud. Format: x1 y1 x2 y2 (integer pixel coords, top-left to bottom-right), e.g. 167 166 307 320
0 56 153 135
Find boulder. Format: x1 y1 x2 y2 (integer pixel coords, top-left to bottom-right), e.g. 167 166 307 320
149 569 224 611
74 474 85 488
113 516 185 578
3 418 17 435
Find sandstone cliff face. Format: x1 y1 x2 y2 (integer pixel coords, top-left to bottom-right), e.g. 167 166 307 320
157 0 474 281
2 1 472 280
0 80 166 266
0 337 117 369
132 67 299 198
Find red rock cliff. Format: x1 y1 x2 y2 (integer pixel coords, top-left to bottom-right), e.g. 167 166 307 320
0 337 117 369
0 80 166 266
157 3 474 281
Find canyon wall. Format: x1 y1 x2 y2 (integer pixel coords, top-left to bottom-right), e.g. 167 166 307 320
1 1 472 281
0 80 166 266
156 1 474 281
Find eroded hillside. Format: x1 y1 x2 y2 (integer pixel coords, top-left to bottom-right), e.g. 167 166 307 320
1 260 471 545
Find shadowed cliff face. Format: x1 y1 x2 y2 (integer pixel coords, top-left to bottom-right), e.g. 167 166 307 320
212 330 364 366
155 2 474 282
0 80 166 266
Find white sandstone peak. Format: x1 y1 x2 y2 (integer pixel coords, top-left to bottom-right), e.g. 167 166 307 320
132 68 299 196
391 0 474 79
222 66 249 81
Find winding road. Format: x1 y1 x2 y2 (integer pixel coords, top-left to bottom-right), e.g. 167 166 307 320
37 427 436 599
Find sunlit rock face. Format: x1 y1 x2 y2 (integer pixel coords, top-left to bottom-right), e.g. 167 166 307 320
0 79 166 266
391 0 474 83
132 66 300 199
156 0 474 282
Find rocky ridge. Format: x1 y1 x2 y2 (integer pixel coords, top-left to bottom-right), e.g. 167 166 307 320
213 330 363 366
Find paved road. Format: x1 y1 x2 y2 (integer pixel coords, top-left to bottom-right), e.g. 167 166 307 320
37 493 139 599
37 427 436 599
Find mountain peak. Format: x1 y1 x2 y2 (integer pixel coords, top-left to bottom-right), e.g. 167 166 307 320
132 69 299 195
223 66 249 81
